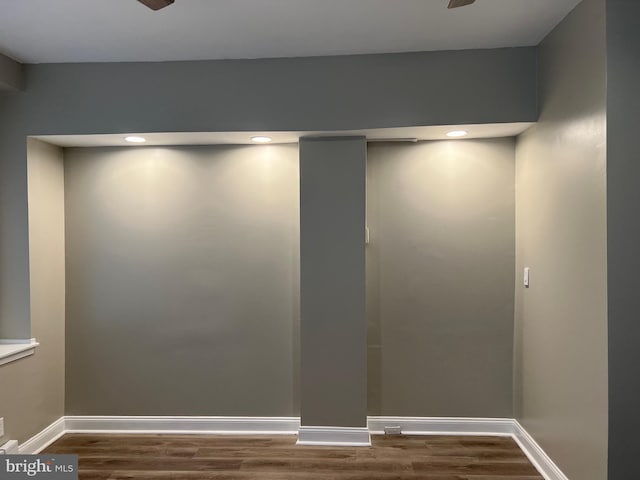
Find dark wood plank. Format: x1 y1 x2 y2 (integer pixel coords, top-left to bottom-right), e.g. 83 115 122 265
46 445 198 458
412 457 541 476
239 457 413 473
195 446 360 459
77 457 243 472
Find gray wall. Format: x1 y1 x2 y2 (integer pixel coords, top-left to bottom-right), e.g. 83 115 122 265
606 1 640 478
299 138 367 428
0 47 536 342
367 139 515 417
0 53 22 92
0 138 65 443
0 48 537 441
64 145 299 415
514 0 608 478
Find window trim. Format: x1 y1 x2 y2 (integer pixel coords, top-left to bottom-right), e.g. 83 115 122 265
0 339 39 367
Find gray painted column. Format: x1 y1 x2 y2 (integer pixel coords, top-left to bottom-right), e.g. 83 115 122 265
298 137 368 445
0 53 22 92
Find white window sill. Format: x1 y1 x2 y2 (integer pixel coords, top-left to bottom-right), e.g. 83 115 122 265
0 339 39 367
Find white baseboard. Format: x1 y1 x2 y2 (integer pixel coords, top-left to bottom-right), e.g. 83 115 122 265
64 416 300 435
1 440 19 454
368 416 514 436
512 420 569 480
297 426 371 446
19 417 65 454
17 415 568 480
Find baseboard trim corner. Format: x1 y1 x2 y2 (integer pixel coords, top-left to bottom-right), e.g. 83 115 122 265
512 420 568 480
368 416 568 480
19 417 66 454
1 440 19 454
297 426 371 446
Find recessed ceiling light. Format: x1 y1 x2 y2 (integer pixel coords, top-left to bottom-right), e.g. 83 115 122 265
124 136 147 143
251 136 272 144
446 130 468 138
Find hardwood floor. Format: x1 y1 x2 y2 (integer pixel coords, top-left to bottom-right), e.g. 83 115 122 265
45 433 543 479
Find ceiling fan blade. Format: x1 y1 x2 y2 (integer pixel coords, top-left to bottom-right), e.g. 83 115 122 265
137 0 175 11
448 0 476 8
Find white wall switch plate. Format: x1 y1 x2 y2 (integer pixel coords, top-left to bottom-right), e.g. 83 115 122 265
524 267 530 287
0 417 4 437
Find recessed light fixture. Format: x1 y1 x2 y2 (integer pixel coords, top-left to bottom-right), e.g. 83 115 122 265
124 136 147 143
446 130 468 138
251 136 272 144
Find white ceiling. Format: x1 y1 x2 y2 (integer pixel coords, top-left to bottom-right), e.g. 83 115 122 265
0 0 581 63
36 123 533 147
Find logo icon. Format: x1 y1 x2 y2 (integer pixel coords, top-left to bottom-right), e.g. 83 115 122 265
1 455 78 479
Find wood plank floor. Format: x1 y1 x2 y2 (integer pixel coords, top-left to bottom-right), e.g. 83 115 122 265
44 433 543 480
